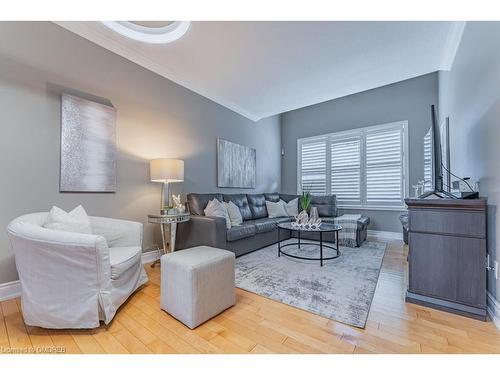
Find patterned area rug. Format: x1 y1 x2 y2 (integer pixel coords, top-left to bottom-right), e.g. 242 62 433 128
235 239 386 328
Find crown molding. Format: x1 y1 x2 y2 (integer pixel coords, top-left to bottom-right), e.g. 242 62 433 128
440 21 466 71
54 22 263 122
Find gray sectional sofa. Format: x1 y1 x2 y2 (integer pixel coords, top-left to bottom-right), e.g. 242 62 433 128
176 192 370 257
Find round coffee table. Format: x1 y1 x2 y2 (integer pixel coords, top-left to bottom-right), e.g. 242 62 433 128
277 222 342 267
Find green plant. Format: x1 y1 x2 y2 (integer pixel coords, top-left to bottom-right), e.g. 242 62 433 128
300 190 312 211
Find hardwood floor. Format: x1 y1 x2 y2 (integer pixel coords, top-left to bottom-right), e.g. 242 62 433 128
1 239 500 354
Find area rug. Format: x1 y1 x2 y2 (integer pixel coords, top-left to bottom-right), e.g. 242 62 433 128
235 239 386 328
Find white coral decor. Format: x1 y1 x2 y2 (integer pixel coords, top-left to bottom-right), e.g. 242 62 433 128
292 210 322 230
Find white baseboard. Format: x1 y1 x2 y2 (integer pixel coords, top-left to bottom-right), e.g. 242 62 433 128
367 230 403 241
487 292 500 331
141 249 161 264
0 250 161 302
0 280 21 302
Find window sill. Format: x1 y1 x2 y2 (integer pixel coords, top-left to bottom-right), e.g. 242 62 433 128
338 205 407 212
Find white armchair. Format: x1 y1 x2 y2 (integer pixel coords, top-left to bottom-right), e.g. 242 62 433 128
7 213 148 329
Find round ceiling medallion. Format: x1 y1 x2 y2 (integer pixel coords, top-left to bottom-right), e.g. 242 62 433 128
101 21 190 44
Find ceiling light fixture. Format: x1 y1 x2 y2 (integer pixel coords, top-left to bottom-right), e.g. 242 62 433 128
101 21 190 44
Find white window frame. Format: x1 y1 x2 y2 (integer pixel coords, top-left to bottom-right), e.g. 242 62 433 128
297 121 409 211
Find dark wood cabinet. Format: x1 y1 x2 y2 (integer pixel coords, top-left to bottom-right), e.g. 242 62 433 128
405 198 487 320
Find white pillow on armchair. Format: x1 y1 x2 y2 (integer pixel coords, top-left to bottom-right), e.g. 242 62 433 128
43 205 93 234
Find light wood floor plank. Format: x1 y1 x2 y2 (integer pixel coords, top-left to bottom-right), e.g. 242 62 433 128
47 330 82 354
69 330 105 354
0 301 11 349
92 328 129 354
1 299 33 351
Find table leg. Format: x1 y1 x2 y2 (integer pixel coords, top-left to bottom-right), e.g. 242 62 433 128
160 223 168 254
278 227 281 257
152 223 168 268
170 222 177 253
320 231 323 267
298 230 301 249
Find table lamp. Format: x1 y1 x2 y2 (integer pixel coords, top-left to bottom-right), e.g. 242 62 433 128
150 158 184 213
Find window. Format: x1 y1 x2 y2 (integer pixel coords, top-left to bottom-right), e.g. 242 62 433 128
298 121 408 209
300 139 327 195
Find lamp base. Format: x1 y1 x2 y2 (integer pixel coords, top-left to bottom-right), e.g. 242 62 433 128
161 181 170 213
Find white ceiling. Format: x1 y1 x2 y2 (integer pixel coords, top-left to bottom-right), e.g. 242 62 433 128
55 21 465 122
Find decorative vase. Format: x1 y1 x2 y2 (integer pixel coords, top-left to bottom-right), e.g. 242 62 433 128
310 206 319 222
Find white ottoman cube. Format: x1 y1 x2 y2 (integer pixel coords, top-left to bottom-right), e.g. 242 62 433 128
160 246 235 329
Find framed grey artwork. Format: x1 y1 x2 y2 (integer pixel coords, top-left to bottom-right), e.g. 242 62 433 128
217 138 256 188
60 93 117 192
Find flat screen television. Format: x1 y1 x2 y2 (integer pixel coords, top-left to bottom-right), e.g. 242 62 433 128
419 105 456 199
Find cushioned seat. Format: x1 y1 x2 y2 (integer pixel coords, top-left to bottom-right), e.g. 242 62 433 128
226 223 256 241
108 246 142 280
247 218 277 234
161 246 235 329
275 217 293 224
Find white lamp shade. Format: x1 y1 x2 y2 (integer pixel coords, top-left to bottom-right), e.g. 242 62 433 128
150 158 184 182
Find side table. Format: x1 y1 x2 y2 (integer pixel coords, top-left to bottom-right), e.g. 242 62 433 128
148 212 190 267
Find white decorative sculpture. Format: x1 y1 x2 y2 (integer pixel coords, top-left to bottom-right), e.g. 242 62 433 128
172 194 185 213
292 210 322 230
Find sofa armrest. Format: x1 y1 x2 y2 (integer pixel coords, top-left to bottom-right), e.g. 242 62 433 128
357 216 370 229
176 215 227 250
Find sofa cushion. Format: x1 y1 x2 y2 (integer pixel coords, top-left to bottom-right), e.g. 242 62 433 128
246 218 278 234
223 194 252 221
275 217 293 224
247 194 268 219
204 198 231 229
226 223 256 242
264 192 280 202
108 246 142 280
281 198 299 217
187 193 223 216
265 200 288 218
310 195 337 217
225 201 243 226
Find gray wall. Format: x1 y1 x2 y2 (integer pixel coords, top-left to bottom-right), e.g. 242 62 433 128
0 22 281 284
281 73 439 232
438 22 500 302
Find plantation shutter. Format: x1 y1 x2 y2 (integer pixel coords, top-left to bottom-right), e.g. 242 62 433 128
299 139 327 195
331 137 361 205
365 127 404 206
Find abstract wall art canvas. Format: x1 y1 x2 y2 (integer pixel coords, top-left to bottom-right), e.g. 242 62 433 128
60 94 117 192
217 138 256 188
